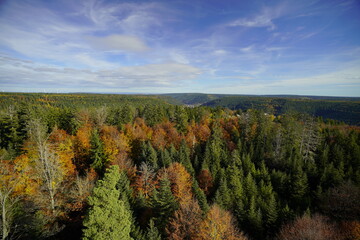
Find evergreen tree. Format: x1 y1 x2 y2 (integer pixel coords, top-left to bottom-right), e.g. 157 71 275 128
151 176 178 234
174 106 188 133
142 142 158 170
146 219 161 240
247 196 263 238
263 194 278 235
90 129 107 175
290 165 309 211
192 180 210 214
178 140 194 176
159 149 172 168
214 172 232 210
117 170 133 207
244 173 257 204
83 165 133 240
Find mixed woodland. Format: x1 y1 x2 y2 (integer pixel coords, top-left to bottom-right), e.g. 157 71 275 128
0 93 359 240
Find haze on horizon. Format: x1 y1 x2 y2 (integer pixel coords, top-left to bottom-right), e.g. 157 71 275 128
0 0 359 96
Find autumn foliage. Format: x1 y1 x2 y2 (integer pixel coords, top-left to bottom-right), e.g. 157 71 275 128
278 214 341 240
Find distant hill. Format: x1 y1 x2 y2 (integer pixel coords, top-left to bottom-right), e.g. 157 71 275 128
161 93 225 105
163 93 360 125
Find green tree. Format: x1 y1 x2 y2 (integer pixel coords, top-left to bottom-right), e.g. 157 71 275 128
83 165 132 240
214 172 232 210
146 219 161 240
159 149 172 168
89 129 107 175
151 175 178 234
177 140 194 176
192 180 210 214
142 142 159 170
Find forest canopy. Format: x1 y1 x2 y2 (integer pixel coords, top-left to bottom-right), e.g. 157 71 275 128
0 93 359 240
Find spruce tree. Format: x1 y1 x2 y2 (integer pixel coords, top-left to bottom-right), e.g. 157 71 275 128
178 140 194 176
142 142 158 170
214 172 231 210
83 165 132 240
290 165 309 210
192 180 210 214
146 219 162 240
151 176 178 234
160 149 172 168
89 129 107 175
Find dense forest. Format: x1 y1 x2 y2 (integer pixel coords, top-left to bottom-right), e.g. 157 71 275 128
1 93 360 240
164 93 360 126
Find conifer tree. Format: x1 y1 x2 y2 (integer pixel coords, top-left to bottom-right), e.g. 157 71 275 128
214 171 232 210
142 142 158 170
89 129 107 175
160 149 172 168
83 165 132 240
192 180 210 213
264 194 278 235
290 165 309 210
146 219 161 240
117 170 133 207
151 175 178 234
178 140 194 176
247 196 263 239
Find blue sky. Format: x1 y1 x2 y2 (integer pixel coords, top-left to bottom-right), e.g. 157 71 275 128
0 0 359 96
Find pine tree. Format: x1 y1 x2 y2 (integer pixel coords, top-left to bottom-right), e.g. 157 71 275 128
192 180 210 214
117 170 133 207
244 173 257 204
146 219 161 240
178 140 194 176
247 196 263 239
83 165 132 240
160 149 172 168
264 194 278 235
89 129 107 175
290 165 309 211
214 172 232 210
142 142 158 170
151 175 178 234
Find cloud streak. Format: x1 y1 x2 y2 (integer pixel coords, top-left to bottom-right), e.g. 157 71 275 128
86 35 150 52
0 55 201 89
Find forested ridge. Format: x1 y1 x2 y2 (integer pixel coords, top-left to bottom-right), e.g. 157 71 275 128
163 93 360 126
1 93 359 240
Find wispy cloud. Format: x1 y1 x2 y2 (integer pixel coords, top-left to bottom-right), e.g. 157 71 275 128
86 35 149 52
0 55 201 89
228 6 285 31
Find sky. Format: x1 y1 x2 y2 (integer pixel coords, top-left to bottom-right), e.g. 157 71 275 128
0 0 359 96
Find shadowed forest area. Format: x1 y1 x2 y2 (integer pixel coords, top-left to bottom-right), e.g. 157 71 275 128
0 93 359 240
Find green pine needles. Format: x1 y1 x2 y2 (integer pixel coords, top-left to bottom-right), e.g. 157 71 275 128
83 165 133 240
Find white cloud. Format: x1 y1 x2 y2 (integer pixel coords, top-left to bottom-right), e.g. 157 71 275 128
86 35 149 52
0 55 201 89
228 6 284 31
206 65 360 96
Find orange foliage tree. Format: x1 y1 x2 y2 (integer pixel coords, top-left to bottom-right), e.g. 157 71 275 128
0 156 39 239
197 204 247 240
166 199 203 240
73 124 92 172
100 125 130 164
152 121 180 150
165 162 193 205
49 128 76 176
